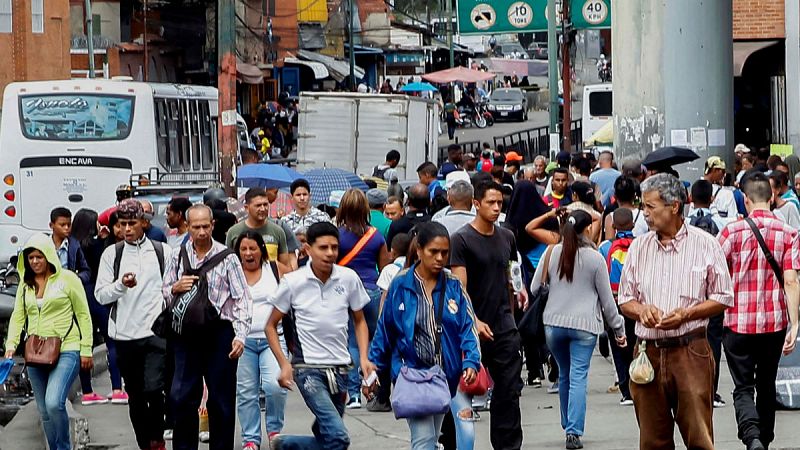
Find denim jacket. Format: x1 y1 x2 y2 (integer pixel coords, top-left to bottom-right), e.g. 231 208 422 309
369 264 481 395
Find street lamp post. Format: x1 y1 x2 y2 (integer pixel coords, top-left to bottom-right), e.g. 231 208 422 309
547 0 558 134
85 0 95 78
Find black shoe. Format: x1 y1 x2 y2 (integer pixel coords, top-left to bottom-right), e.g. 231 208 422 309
747 438 765 450
366 397 392 412
566 434 583 449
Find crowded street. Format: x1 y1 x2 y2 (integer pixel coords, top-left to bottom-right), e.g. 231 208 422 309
2 1 800 450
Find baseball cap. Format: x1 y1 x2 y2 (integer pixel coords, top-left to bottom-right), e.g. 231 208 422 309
556 151 571 166
734 143 750 154
705 156 726 174
464 152 477 160
366 188 388 207
505 151 523 162
116 198 144 220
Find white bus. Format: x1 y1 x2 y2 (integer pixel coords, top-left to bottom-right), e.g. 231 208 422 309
581 83 613 145
0 79 223 264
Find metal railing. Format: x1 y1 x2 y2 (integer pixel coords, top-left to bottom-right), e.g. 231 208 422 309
492 119 583 162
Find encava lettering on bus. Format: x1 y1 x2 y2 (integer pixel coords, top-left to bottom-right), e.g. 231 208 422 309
58 157 94 166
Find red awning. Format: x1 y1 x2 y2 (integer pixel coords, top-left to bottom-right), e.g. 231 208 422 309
422 66 496 84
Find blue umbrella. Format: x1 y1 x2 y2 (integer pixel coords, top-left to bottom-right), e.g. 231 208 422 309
400 81 438 93
237 163 301 189
302 168 369 206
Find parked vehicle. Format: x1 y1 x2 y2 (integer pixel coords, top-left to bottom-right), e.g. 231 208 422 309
493 42 529 59
527 42 549 60
297 92 439 179
487 88 529 122
582 84 613 145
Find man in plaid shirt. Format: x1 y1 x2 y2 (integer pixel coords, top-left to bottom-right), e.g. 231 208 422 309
718 172 800 450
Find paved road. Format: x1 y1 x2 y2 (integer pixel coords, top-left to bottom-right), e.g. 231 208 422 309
436 102 583 152
74 349 799 450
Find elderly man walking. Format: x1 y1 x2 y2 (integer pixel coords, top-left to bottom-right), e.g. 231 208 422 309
618 174 734 450
718 172 800 450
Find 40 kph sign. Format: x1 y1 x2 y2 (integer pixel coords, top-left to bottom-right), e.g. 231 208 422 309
582 0 608 25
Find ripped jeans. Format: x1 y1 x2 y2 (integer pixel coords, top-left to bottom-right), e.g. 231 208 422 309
408 390 475 450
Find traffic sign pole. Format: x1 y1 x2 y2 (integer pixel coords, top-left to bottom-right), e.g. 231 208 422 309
547 0 558 134
561 0 571 152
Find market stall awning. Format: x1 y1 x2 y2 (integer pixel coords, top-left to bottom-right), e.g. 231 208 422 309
422 66 496 84
297 49 365 82
236 59 264 84
284 57 330 80
733 40 779 76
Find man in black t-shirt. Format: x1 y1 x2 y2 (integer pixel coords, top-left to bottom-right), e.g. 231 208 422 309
451 180 524 450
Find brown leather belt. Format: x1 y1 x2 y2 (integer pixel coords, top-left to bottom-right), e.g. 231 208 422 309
649 328 706 348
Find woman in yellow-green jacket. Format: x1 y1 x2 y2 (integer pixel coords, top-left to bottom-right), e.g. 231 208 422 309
4 233 93 450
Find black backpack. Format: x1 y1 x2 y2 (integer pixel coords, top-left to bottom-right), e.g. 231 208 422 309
170 245 234 336
373 165 388 180
690 210 720 236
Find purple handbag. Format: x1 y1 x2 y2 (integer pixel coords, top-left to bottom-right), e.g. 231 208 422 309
390 273 452 419
391 365 451 419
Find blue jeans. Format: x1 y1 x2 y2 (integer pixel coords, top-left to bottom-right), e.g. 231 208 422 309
545 326 597 436
237 336 287 444
347 287 381 398
276 368 350 450
28 351 80 450
452 390 475 450
407 413 445 450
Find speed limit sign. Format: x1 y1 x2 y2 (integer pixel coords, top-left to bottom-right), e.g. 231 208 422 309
582 0 608 25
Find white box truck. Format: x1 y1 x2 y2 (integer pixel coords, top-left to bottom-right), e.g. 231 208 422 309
297 92 440 180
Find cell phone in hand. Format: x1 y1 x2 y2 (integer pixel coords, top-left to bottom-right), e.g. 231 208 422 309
362 371 378 387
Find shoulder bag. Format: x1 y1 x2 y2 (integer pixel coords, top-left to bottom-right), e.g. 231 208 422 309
518 245 554 339
745 218 784 287
338 227 377 266
22 289 80 369
390 272 452 419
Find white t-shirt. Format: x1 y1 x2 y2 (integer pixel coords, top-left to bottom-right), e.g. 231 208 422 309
775 202 800 229
376 257 406 291
272 264 370 365
167 232 189 249
247 263 280 339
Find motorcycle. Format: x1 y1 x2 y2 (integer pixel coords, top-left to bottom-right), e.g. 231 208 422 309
456 104 488 129
598 61 612 83
476 101 494 127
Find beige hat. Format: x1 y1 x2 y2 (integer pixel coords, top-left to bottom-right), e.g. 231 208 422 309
704 156 726 174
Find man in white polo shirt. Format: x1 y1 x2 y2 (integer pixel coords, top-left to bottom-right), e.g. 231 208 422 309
266 222 375 450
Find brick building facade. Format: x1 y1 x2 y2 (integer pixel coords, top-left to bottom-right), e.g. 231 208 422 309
0 0 71 107
733 0 785 40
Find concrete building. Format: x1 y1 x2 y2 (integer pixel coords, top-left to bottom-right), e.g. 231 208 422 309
0 0 72 107
731 0 798 152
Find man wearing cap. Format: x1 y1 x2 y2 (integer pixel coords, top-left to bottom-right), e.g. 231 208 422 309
505 151 524 182
697 156 739 222
95 199 173 450
463 152 478 174
590 151 622 208
366 189 391 238
138 200 168 243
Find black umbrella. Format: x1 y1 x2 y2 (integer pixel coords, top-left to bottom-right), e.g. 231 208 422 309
642 146 700 171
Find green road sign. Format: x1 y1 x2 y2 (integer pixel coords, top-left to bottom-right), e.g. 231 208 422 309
456 0 610 35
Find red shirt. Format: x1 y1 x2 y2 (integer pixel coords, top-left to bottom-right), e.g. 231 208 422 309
718 209 800 334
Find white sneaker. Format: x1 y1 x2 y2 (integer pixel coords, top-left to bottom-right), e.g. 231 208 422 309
199 431 210 442
163 429 173 440
619 398 634 406
346 397 361 409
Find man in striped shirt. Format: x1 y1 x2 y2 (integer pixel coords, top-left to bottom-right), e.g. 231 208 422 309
619 174 734 450
717 172 800 450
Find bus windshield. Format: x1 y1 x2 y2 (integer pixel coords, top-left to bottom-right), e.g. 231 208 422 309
19 94 135 141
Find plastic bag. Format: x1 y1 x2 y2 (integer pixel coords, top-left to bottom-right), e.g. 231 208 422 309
629 340 655 385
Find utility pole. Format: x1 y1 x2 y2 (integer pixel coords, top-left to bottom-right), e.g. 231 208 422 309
218 0 237 196
348 0 356 90
446 0 454 67
547 0 558 133
85 0 95 78
143 0 148 81
560 0 571 151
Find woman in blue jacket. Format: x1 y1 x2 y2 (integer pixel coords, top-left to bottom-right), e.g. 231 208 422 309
367 222 481 450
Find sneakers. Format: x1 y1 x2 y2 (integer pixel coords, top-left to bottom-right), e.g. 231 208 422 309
163 429 173 441
526 377 542 388
199 431 210 442
620 397 634 406
747 438 765 450
713 393 726 408
81 392 109 406
366 397 392 412
268 432 280 441
547 382 559 394
110 391 129 405
345 396 362 409
243 442 259 450
566 434 584 449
